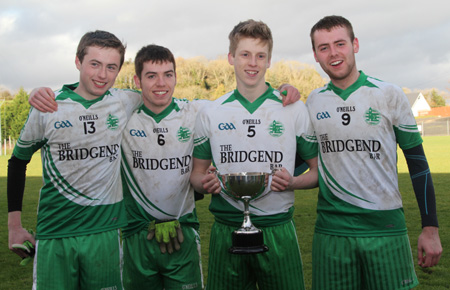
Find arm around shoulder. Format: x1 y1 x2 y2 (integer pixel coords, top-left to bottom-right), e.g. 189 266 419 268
29 87 57 113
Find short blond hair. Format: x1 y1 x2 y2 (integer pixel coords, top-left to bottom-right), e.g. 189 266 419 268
228 19 273 57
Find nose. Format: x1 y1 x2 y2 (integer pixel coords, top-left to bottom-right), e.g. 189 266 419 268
249 56 257 66
329 46 338 56
98 66 107 79
156 75 165 86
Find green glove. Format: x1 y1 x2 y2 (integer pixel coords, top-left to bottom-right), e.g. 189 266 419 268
11 229 35 266
147 220 184 254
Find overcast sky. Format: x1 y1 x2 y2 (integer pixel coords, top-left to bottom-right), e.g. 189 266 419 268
1 0 449 96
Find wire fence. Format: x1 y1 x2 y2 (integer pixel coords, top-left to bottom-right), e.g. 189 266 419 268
0 137 15 156
417 117 450 136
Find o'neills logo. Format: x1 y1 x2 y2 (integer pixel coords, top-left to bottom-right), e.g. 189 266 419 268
321 139 381 153
220 150 283 163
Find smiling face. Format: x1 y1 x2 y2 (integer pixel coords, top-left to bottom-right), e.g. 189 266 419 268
134 60 176 114
74 46 121 100
312 26 360 90
228 37 271 97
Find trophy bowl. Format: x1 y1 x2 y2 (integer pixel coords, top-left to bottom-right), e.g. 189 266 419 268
219 172 270 254
220 172 268 200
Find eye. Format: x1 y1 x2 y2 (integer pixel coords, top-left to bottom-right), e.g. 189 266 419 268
166 73 174 78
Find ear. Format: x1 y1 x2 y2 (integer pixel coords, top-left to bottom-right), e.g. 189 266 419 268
75 57 82 70
133 75 141 89
353 37 359 53
228 53 234 65
313 48 319 63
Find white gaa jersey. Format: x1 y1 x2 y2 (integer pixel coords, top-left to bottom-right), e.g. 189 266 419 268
193 85 317 226
306 72 422 236
14 84 141 239
121 99 207 237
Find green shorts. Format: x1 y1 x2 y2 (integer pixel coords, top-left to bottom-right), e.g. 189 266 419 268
123 226 203 290
312 233 418 290
206 220 305 290
34 230 123 290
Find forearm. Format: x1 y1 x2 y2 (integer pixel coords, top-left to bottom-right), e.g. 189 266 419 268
190 158 212 194
190 171 208 194
7 156 35 253
403 145 438 227
290 157 318 190
7 155 30 212
290 170 318 190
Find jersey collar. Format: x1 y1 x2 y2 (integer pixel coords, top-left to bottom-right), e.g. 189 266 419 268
222 83 281 114
58 83 111 109
139 98 179 123
324 71 378 101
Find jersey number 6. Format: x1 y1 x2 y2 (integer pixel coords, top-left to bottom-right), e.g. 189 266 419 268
158 134 165 146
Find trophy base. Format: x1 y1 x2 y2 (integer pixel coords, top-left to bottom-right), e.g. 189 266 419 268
228 229 269 255
229 245 269 254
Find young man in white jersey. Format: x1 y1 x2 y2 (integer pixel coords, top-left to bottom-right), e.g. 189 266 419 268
190 19 319 290
24 38 302 289
7 30 141 290
120 44 208 290
307 15 442 290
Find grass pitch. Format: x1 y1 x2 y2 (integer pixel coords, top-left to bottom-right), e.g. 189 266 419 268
1 136 449 289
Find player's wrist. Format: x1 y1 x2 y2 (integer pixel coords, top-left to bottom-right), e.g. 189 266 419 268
8 212 23 230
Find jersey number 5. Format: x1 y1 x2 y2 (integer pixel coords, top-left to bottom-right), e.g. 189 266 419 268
247 125 256 138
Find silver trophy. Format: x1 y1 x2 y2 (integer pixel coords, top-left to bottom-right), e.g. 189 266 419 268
219 172 270 254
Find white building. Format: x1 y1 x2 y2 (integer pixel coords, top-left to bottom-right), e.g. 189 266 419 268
405 92 431 117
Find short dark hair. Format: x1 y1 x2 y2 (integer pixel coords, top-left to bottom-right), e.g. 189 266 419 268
310 15 355 50
76 30 126 68
134 44 176 80
228 19 273 58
